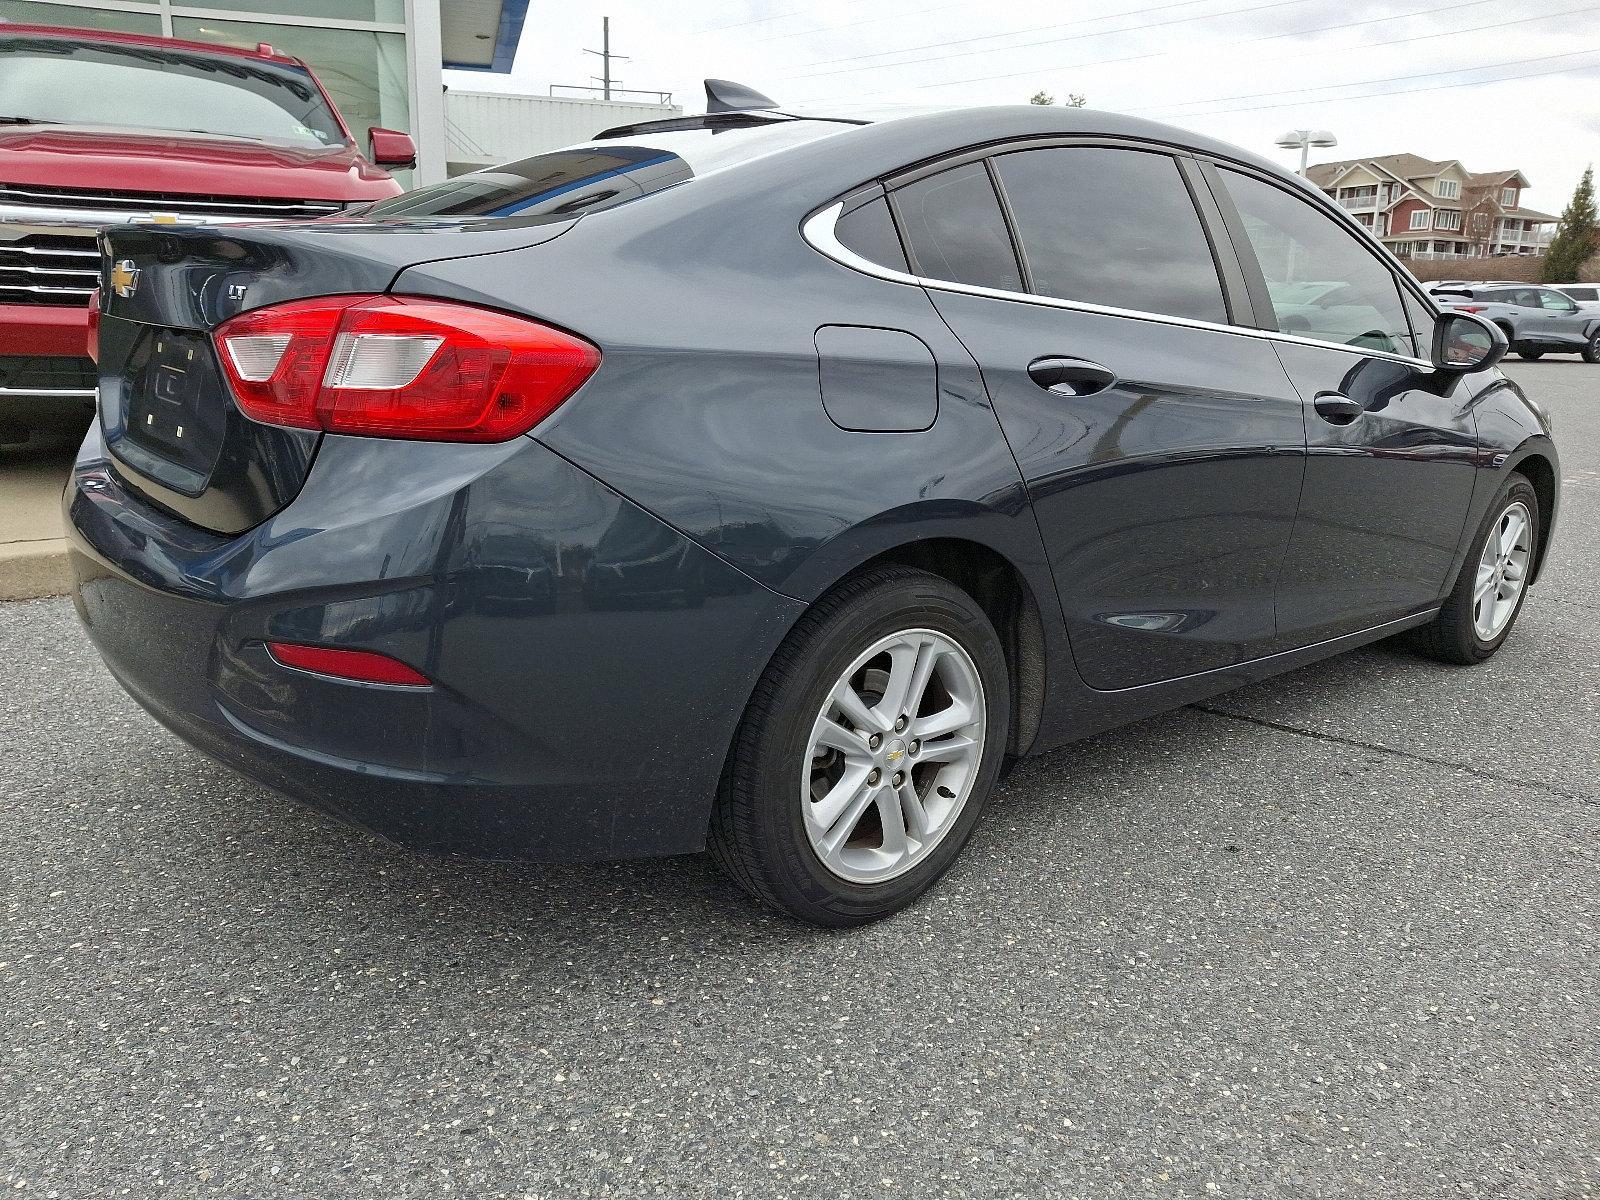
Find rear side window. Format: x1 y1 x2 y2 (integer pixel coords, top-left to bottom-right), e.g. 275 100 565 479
991 146 1227 323
892 162 1023 293
1219 168 1411 354
833 195 909 272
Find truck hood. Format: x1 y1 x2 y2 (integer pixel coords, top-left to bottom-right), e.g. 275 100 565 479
0 124 401 201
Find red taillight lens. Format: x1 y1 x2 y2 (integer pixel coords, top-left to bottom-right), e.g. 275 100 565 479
86 287 101 363
213 295 600 442
1452 305 1487 313
266 641 431 687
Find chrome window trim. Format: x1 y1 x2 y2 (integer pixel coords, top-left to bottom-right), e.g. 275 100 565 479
0 388 97 398
802 202 1434 371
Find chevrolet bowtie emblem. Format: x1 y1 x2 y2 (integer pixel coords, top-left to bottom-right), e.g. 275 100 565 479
109 259 140 299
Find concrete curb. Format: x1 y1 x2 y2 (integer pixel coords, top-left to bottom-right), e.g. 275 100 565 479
0 539 72 601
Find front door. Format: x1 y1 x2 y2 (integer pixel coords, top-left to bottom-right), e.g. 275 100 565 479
1207 165 1479 644
888 145 1307 690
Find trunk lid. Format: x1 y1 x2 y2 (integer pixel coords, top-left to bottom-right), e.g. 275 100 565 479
96 217 575 533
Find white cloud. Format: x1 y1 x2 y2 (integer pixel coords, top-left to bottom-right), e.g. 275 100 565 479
446 0 1597 212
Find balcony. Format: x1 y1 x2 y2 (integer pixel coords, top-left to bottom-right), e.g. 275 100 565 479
1337 193 1379 209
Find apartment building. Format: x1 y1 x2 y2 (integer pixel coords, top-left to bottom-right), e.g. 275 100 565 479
1306 154 1556 260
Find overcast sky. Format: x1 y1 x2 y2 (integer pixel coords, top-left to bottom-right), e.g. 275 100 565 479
444 0 1597 214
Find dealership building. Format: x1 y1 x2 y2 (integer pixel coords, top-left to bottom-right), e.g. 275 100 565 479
0 0 550 183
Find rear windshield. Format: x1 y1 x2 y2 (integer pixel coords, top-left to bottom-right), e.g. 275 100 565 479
366 145 692 220
364 119 850 222
0 33 346 149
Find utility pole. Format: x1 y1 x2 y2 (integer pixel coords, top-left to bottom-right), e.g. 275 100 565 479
583 16 628 101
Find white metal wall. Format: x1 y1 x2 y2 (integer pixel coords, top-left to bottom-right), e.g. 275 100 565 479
443 91 683 174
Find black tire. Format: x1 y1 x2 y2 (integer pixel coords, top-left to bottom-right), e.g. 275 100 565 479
1408 475 1540 665
1583 333 1600 364
1517 349 1545 361
709 566 1011 927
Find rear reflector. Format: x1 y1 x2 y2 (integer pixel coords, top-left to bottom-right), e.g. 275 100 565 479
213 295 600 442
266 641 431 687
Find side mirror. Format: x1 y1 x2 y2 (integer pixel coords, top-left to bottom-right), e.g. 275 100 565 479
367 127 417 170
1432 310 1506 373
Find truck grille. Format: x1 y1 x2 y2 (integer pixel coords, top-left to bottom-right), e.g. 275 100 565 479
0 354 97 395
0 233 99 307
0 182 346 221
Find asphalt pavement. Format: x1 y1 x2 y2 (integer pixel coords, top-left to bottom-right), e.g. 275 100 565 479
2 362 1595 1198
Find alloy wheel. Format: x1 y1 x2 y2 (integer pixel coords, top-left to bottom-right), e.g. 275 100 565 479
801 628 986 885
1473 500 1532 641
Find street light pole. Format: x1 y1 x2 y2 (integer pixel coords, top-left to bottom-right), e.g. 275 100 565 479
1274 128 1338 177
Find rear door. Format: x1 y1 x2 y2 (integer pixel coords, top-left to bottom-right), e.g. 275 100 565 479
1203 164 1479 645
889 143 1307 690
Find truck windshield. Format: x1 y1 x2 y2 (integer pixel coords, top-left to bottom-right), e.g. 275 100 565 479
0 34 347 149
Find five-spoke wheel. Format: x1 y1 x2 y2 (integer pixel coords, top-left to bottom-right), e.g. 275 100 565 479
803 629 985 884
710 566 1009 927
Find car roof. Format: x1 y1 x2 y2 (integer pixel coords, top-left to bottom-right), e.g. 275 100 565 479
0 23 307 68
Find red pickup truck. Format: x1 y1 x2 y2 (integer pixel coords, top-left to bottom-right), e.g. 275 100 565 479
0 25 411 442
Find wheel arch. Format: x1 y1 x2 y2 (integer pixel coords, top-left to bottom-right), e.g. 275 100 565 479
814 537 1053 759
1508 447 1558 584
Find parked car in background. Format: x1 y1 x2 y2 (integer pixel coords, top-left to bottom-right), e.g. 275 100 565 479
1432 283 1600 362
66 91 1557 927
0 24 412 444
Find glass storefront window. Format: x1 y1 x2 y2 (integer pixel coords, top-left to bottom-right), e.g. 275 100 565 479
0 1 162 32
174 0 405 22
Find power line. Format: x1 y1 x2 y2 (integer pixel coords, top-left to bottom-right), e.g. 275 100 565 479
779 0 1229 74
753 0 970 45
1137 3 1600 113
688 5 812 34
1183 48 1600 116
790 0 1498 102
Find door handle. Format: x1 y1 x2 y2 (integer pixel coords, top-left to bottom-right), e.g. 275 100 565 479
1313 391 1365 425
1027 356 1116 397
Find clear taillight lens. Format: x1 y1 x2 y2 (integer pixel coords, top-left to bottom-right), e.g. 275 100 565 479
213 295 600 442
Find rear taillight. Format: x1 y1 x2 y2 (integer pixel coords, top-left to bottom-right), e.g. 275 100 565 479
86 287 101 363
1452 304 1487 313
213 295 600 442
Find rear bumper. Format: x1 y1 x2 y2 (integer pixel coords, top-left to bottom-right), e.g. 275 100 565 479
66 425 803 861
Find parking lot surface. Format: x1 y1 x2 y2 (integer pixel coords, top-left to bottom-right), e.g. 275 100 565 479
3 362 1596 1198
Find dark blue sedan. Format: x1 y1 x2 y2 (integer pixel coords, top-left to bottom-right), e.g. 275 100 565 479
67 84 1559 926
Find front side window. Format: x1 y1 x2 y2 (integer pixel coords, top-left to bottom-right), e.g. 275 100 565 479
0 32 346 148
1219 167 1411 355
990 146 1227 323
1536 288 1579 312
892 162 1023 293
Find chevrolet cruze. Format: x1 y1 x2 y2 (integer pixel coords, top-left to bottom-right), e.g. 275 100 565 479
67 85 1559 926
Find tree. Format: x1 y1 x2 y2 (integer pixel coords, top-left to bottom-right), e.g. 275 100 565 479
1028 90 1087 107
1541 166 1598 283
